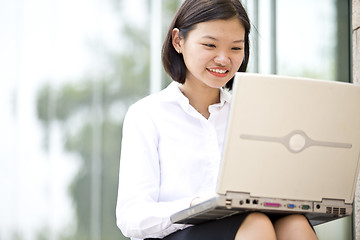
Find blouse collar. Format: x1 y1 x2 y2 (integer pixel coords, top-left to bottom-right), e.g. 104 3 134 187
163 82 231 105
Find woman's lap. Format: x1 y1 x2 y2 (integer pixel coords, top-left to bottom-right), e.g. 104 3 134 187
145 212 315 240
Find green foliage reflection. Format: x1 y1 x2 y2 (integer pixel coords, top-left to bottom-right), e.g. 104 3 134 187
36 0 179 239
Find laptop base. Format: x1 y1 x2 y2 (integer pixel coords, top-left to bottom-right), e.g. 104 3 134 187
170 192 352 226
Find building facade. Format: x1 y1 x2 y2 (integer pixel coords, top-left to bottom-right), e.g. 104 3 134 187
353 0 360 238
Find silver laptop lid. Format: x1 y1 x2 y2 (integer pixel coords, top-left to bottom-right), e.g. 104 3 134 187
217 73 360 204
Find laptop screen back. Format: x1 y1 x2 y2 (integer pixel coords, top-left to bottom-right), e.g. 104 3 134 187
217 73 360 204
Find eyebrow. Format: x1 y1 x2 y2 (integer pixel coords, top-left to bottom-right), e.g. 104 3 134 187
201 35 245 43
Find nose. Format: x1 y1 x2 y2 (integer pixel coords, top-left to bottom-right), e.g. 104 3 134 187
214 52 230 66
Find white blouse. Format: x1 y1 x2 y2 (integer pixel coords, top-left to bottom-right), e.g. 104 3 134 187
116 82 231 240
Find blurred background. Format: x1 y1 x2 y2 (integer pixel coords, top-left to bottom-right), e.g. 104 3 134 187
0 0 353 239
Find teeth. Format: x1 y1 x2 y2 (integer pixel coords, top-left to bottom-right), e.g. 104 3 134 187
209 68 227 74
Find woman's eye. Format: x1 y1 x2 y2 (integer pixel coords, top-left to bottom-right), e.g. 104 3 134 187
203 44 216 48
232 47 243 51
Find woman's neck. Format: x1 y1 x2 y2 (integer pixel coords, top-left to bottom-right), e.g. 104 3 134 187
179 81 220 119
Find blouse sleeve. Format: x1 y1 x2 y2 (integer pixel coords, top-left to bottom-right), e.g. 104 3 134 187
116 104 192 239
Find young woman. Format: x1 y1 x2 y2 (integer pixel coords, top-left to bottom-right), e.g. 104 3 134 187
116 0 318 239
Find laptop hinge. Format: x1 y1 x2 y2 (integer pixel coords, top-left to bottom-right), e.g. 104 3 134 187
225 191 251 198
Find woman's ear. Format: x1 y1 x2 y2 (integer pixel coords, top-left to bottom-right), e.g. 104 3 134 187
172 28 182 54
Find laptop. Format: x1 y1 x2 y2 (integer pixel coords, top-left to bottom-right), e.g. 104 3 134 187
170 72 360 226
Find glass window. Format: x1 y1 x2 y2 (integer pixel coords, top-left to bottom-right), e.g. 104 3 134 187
246 0 350 82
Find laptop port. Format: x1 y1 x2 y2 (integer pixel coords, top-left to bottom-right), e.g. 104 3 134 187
264 202 281 208
252 199 259 205
301 205 311 210
287 204 296 209
226 199 232 209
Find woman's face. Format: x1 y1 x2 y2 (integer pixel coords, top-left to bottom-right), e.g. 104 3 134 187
173 17 245 89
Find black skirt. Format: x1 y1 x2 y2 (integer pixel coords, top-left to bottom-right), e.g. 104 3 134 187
146 213 249 240
145 213 315 240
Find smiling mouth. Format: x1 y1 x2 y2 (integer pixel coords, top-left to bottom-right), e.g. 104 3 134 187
207 68 228 74
207 68 229 77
